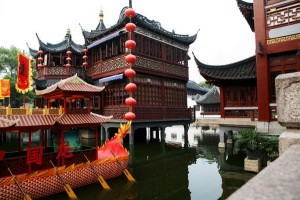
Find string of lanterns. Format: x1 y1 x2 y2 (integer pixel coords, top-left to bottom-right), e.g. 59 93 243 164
66 50 72 68
37 50 44 68
124 7 137 121
82 48 88 68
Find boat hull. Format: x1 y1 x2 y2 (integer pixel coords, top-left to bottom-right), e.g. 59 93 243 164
0 157 128 200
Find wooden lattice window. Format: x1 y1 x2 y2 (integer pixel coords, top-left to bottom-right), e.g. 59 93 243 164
103 84 127 106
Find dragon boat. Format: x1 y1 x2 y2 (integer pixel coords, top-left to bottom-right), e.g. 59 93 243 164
0 121 133 200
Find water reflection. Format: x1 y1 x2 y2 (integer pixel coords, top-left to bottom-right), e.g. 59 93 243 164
39 125 255 200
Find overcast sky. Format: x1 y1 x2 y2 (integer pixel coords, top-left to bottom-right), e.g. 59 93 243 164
0 0 255 82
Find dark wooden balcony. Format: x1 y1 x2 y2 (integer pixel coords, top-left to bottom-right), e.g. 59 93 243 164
37 66 85 79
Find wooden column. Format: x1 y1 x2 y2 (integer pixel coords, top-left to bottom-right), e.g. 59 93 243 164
18 131 21 152
61 129 65 166
220 86 225 118
254 0 270 121
95 127 99 150
28 131 32 173
88 98 91 113
64 97 67 113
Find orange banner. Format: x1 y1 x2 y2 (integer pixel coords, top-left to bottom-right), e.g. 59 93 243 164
0 79 10 97
16 52 32 94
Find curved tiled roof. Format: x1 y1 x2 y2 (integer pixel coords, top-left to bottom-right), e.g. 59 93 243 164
35 74 104 96
187 80 208 95
34 32 83 55
236 0 254 32
196 86 220 105
83 7 198 45
193 53 257 81
0 113 112 129
33 78 60 90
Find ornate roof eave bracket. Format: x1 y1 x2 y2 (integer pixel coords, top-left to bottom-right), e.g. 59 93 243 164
236 0 254 32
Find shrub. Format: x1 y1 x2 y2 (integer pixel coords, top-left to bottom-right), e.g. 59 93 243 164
234 129 279 161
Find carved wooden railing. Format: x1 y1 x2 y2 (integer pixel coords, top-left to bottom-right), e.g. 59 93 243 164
37 66 84 79
88 54 188 80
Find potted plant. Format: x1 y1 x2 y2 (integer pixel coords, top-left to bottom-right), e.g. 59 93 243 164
234 129 279 172
234 129 263 172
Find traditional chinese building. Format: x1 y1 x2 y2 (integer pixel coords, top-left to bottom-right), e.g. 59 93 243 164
0 75 112 177
194 0 300 144
30 6 198 145
196 86 220 117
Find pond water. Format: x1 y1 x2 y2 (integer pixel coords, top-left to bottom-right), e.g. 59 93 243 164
40 124 256 200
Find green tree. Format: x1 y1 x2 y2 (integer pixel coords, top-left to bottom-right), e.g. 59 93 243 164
198 81 213 89
0 46 36 107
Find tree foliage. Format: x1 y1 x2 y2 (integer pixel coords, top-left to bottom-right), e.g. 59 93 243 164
0 46 36 107
198 81 213 89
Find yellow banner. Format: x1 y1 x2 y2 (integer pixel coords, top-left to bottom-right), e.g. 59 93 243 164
0 79 10 97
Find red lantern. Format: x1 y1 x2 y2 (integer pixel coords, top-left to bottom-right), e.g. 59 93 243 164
124 68 136 77
66 50 72 55
66 57 72 61
66 63 71 68
37 63 43 68
83 48 88 53
125 83 137 92
125 54 136 64
125 97 137 106
38 57 43 62
38 50 43 55
83 62 88 67
125 23 136 32
125 8 136 18
125 40 136 49
124 112 136 120
82 55 88 60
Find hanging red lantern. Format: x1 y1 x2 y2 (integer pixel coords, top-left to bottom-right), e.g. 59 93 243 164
66 57 72 61
38 50 43 55
125 8 136 18
83 62 88 67
125 40 136 49
83 48 88 53
125 97 137 106
37 63 43 68
124 112 136 120
125 83 137 92
66 63 71 68
66 50 72 55
124 68 136 77
125 23 136 32
38 57 43 62
125 54 136 64
82 55 88 60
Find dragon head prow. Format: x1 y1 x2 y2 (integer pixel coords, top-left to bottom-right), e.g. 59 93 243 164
97 121 132 160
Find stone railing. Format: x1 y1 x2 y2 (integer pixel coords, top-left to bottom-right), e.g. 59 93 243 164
228 72 300 199
227 145 300 200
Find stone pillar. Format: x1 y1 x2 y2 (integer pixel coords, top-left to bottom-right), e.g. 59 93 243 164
218 128 226 148
160 127 165 143
275 72 300 155
129 126 134 145
105 128 110 141
226 130 233 147
100 126 105 141
183 124 189 148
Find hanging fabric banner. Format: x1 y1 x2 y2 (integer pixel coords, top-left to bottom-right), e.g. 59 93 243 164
16 52 32 94
0 79 11 97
